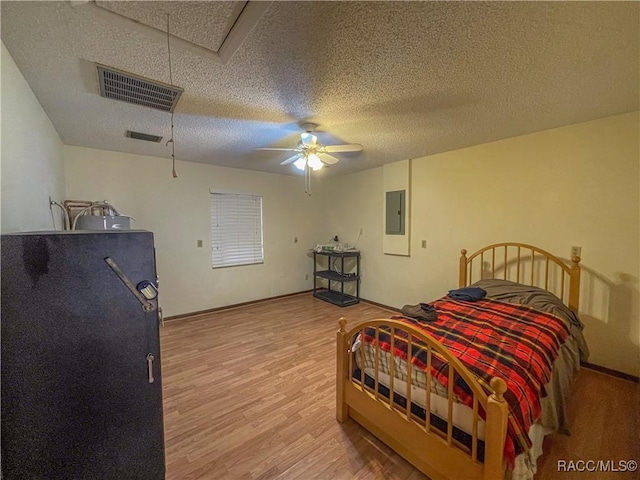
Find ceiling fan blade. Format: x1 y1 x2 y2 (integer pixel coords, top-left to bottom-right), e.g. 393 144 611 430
280 154 302 165
323 144 363 153
255 147 298 151
319 153 339 165
300 132 317 147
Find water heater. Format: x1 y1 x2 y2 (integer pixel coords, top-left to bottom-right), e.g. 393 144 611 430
74 215 131 231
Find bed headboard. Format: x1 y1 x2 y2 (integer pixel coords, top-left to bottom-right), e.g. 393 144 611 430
459 242 581 313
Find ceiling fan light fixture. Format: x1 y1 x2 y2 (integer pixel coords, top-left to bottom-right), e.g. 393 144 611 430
293 157 307 171
307 153 323 171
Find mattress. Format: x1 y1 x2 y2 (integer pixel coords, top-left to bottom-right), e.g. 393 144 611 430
363 367 487 440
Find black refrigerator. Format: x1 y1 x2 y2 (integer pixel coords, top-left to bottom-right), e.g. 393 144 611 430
1 231 165 480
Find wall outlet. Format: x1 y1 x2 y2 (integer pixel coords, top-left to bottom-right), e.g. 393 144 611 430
570 246 581 258
197 239 203 248
305 274 309 280
421 240 427 248
294 236 298 243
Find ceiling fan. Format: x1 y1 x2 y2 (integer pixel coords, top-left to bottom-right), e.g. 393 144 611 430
255 123 363 195
256 123 363 172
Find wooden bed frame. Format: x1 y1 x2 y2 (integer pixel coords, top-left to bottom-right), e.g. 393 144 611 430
336 242 581 480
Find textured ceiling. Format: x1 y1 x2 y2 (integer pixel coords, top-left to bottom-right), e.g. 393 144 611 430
1 1 638 177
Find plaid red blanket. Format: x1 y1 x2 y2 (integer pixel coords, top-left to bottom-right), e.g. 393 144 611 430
363 297 570 467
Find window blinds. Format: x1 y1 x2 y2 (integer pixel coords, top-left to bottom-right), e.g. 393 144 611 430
210 192 264 268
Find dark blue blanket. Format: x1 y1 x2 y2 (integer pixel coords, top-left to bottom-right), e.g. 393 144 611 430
447 286 486 302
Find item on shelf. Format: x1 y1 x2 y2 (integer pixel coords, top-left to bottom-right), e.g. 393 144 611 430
315 242 354 253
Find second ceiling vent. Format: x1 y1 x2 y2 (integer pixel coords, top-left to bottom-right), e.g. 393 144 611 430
126 130 163 143
97 64 183 113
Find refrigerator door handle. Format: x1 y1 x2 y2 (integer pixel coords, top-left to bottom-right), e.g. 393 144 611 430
146 353 155 383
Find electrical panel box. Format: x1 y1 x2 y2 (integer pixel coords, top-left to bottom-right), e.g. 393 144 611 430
385 190 405 235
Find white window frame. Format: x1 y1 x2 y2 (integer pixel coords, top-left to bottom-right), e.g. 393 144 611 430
210 191 264 269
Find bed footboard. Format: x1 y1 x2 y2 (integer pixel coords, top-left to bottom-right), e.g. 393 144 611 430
336 317 508 480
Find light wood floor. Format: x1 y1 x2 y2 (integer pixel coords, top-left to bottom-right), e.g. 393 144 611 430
160 294 639 480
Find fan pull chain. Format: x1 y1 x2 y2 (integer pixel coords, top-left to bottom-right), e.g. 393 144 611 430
304 161 311 196
166 14 177 178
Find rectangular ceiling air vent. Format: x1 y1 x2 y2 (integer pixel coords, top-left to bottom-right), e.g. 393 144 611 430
97 64 183 113
126 130 163 143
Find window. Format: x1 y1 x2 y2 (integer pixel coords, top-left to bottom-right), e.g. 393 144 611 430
210 192 264 268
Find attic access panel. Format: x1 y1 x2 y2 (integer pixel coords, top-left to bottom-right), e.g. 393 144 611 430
75 2 273 65
97 64 183 113
94 1 244 53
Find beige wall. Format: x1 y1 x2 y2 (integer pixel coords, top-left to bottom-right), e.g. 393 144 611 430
64 146 324 317
1 43 65 233
323 111 640 376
